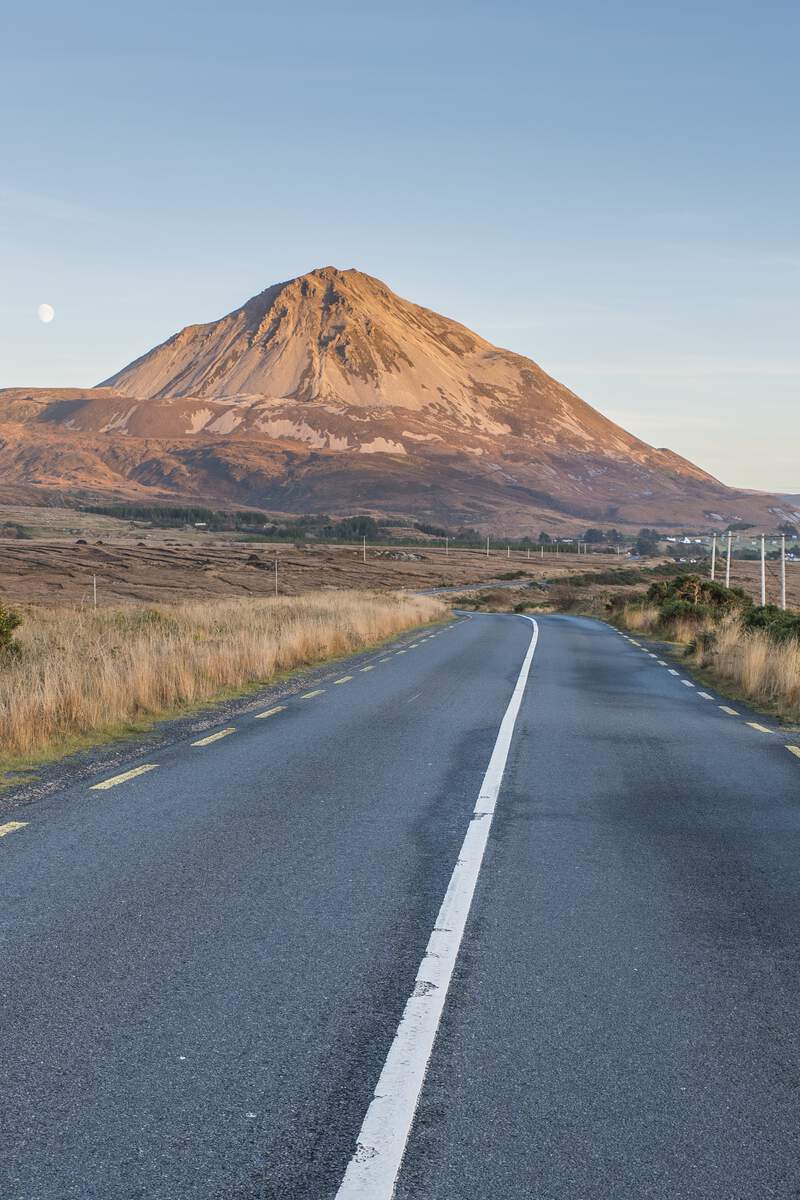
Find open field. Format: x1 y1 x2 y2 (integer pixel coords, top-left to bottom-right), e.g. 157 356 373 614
0 534 626 606
0 590 444 776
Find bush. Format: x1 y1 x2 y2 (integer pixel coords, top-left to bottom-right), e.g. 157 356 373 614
743 605 800 643
0 603 22 658
646 574 749 617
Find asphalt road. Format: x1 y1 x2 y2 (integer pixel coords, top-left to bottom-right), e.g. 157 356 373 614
2 613 800 1198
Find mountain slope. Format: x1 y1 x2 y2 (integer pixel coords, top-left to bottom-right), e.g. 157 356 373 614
1 267 796 532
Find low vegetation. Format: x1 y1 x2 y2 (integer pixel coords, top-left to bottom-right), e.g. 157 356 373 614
610 574 800 721
0 590 444 776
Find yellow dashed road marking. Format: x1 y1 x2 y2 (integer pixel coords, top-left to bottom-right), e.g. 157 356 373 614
786 745 800 759
255 705 286 719
719 706 739 716
746 722 772 735
0 821 28 838
91 764 159 790
302 689 324 699
193 728 236 747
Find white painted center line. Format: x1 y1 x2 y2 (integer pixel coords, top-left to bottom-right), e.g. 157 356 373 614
719 705 739 716
91 763 159 790
0 820 28 838
698 692 714 700
255 705 286 719
192 728 236 747
335 617 539 1200
786 745 800 760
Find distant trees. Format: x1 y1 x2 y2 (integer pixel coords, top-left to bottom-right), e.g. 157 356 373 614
582 528 604 544
635 528 661 556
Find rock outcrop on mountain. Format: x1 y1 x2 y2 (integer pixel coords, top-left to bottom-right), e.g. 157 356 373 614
0 267 795 533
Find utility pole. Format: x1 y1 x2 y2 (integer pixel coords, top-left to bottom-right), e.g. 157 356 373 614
760 534 766 607
507 545 510 559
445 536 449 556
781 534 787 611
274 558 278 596
362 535 366 564
725 531 732 588
486 536 490 557
540 545 544 559
710 533 717 581
527 547 530 560
93 575 97 610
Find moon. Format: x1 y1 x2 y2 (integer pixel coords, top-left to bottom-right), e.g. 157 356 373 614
37 303 55 323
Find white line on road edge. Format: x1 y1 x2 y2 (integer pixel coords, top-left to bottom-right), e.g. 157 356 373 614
668 669 679 676
0 820 28 838
91 764 158 790
192 728 236 747
698 692 714 700
335 616 539 1200
681 680 695 688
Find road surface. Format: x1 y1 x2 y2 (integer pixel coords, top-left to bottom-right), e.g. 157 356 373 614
2 613 800 1198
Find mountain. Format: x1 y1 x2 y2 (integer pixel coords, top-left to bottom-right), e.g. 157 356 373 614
0 267 796 533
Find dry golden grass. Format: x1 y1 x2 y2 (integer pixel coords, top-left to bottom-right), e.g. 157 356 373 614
617 603 660 633
615 603 800 721
0 590 444 766
692 618 800 720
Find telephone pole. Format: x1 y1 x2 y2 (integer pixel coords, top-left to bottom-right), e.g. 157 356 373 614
362 535 366 564
781 534 787 611
760 535 766 607
710 533 716 581
725 531 732 588
486 536 490 557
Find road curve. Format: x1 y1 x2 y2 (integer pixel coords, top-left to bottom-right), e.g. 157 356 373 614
2 613 800 1198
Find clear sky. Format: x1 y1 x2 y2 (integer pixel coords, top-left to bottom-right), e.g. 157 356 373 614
2 0 798 493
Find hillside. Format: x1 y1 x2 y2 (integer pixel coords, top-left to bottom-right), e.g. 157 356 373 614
0 267 795 533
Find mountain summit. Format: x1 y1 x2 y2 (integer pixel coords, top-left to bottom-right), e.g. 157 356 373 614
0 268 794 532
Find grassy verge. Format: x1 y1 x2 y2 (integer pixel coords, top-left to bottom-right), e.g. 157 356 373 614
609 579 800 723
0 590 445 779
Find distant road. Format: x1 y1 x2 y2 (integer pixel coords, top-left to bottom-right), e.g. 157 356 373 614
3 614 800 1197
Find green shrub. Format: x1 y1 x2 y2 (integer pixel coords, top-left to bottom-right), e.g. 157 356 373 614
0 603 22 658
743 605 800 643
646 574 749 616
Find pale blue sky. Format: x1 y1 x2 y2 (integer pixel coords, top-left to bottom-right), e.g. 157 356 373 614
2 0 798 492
